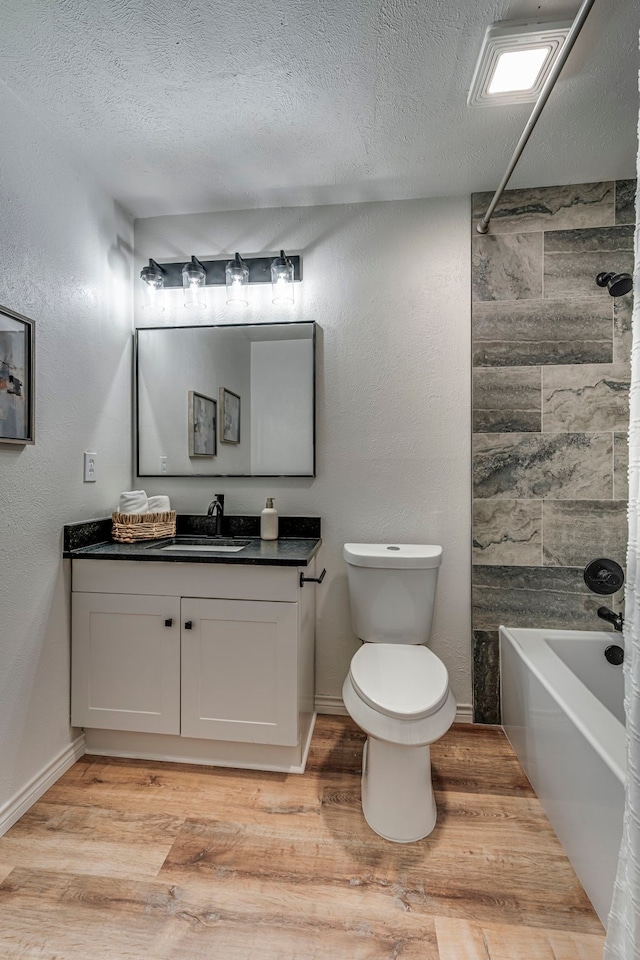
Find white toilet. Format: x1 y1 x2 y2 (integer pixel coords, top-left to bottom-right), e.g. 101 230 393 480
342 543 456 843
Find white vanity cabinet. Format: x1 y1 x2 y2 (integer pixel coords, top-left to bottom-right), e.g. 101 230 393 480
71 592 181 734
180 598 299 744
70 557 317 772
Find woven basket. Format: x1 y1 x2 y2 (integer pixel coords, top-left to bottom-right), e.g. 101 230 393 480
112 510 176 543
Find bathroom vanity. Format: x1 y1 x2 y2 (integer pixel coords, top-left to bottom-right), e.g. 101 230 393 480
64 517 321 773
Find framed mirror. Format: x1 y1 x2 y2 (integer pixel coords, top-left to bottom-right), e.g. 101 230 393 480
135 321 315 477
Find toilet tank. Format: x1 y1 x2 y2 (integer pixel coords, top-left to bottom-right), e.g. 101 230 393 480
344 543 442 644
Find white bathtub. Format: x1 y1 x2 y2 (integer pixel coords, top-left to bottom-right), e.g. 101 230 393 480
500 626 626 927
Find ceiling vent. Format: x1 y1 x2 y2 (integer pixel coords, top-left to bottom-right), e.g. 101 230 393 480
468 18 573 107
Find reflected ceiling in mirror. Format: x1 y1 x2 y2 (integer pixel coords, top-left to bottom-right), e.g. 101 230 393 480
136 322 315 477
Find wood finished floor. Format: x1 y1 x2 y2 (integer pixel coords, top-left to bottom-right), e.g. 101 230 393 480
0 717 604 959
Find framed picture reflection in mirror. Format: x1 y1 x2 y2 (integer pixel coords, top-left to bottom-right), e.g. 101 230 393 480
220 387 241 444
188 390 216 457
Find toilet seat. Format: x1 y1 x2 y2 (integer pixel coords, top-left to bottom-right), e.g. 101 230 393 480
349 643 449 720
343 670 456 748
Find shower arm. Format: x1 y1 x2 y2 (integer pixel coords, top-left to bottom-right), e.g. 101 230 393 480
476 0 598 235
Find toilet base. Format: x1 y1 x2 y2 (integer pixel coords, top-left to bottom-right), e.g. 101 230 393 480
361 736 436 843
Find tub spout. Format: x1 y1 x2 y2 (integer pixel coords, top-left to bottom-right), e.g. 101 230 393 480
597 606 624 632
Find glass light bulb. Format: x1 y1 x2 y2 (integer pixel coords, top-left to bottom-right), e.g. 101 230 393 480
271 251 294 304
182 259 206 310
226 254 249 305
140 268 165 312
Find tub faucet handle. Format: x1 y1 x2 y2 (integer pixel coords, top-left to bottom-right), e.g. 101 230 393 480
584 558 624 596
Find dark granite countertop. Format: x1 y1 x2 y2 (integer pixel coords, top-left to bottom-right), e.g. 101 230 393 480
63 515 321 567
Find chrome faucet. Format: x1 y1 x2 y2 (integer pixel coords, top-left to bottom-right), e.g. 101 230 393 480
206 494 225 536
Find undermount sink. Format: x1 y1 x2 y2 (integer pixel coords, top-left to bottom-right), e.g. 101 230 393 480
150 537 251 554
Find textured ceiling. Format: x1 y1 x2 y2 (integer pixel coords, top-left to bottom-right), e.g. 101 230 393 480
0 0 638 217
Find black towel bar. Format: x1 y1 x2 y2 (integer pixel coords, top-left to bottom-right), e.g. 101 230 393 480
300 568 326 588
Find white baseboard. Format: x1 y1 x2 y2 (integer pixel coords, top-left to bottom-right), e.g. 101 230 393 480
0 735 86 838
454 703 474 723
315 695 349 716
317 695 474 724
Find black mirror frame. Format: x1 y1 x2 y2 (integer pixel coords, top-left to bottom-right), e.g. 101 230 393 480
134 320 316 478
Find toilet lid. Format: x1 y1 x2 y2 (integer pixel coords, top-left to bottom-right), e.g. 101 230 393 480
349 644 450 720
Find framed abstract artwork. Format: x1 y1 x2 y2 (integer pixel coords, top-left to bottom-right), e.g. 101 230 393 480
220 387 241 444
188 390 216 457
0 305 35 445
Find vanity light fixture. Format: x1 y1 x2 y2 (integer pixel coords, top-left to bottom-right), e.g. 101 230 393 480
182 256 207 310
138 252 302 309
270 250 295 305
468 18 572 107
140 259 167 312
225 253 250 306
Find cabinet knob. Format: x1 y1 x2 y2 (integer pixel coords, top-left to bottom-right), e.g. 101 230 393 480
164 618 173 627
184 620 193 630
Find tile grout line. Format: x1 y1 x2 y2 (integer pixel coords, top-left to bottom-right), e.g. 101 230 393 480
612 282 616 364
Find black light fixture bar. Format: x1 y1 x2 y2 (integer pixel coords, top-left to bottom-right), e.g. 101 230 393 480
147 254 302 289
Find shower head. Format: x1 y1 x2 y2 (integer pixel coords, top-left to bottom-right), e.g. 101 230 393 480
596 272 633 297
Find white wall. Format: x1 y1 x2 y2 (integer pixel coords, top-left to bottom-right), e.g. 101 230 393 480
134 197 472 707
0 87 133 819
250 339 314 475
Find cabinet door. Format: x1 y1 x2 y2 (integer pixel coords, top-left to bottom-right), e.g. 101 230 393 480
181 598 299 745
72 593 181 734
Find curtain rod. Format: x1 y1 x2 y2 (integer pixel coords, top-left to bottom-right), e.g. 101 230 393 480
476 0 598 234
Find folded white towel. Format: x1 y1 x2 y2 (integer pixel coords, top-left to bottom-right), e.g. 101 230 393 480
147 495 171 514
119 490 148 514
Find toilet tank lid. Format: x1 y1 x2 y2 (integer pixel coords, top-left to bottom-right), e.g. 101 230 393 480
344 543 443 569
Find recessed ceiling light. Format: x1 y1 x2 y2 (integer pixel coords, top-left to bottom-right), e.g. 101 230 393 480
468 19 572 107
488 47 552 94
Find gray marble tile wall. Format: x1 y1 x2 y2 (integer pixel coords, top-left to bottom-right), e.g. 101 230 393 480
471 179 636 724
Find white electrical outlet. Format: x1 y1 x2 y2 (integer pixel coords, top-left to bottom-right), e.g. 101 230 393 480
84 452 97 482
159 456 168 475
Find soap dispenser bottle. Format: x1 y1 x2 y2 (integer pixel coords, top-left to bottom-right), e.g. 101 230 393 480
261 498 278 540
